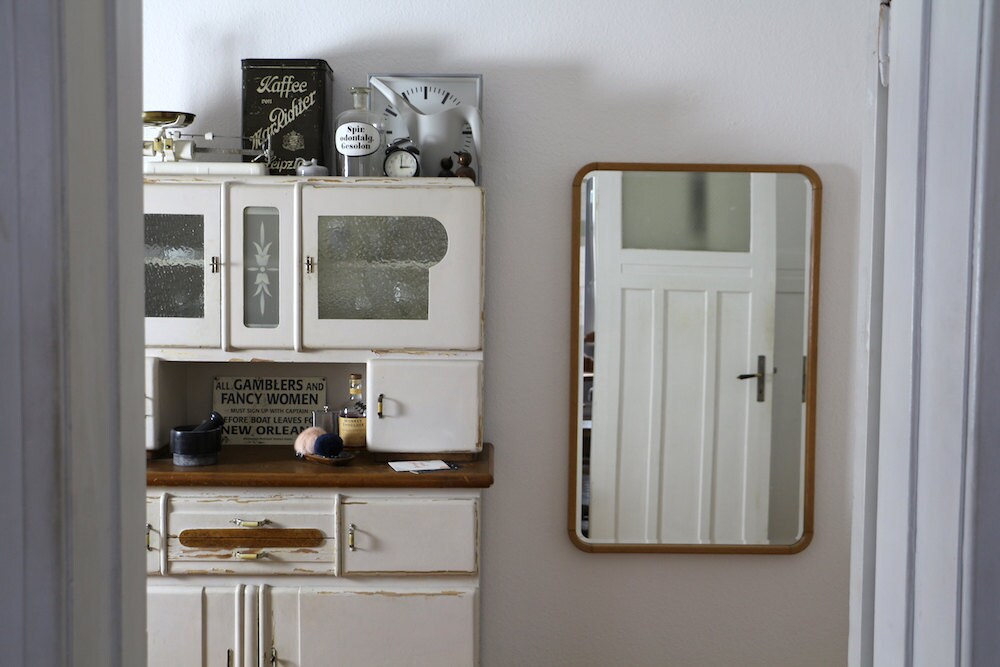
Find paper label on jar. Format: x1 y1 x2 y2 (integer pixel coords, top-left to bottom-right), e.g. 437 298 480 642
339 415 367 448
335 123 381 156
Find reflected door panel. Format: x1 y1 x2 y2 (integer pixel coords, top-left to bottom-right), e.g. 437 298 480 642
588 171 776 545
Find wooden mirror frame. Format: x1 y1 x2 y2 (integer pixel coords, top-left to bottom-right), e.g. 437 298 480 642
568 163 822 554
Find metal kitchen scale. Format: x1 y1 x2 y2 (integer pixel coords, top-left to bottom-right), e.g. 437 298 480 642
142 110 270 175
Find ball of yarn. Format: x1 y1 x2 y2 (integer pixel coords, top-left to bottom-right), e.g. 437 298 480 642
294 426 326 455
314 432 344 458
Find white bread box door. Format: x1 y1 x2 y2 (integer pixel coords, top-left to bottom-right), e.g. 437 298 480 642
365 358 482 454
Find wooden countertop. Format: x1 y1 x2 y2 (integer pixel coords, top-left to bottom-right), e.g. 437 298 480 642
147 443 494 489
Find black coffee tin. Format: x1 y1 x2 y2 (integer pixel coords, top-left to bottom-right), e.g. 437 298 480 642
242 59 333 175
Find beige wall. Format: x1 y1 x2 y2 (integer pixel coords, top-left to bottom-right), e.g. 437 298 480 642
144 2 873 663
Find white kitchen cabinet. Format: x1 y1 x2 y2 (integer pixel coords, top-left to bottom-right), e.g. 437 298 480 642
143 177 483 353
301 182 484 351
144 182 223 348
228 183 297 350
146 585 252 667
146 486 486 666
265 585 477 667
366 358 483 454
340 496 479 574
143 176 485 455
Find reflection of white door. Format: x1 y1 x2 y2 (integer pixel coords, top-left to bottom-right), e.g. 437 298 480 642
589 172 777 544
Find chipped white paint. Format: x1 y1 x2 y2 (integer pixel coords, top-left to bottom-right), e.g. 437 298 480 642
148 487 482 663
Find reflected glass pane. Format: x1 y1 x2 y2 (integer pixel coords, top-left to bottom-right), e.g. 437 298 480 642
317 216 448 320
243 207 280 328
144 213 204 318
622 172 751 252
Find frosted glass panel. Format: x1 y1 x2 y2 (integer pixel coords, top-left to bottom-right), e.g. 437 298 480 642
317 216 448 320
144 213 204 318
243 207 280 328
622 172 751 252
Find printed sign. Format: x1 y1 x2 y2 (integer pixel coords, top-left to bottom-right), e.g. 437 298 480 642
213 376 327 445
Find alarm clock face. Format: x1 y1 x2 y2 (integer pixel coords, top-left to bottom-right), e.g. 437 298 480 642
368 74 482 176
384 149 420 177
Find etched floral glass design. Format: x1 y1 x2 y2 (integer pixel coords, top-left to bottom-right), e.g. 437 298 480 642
317 216 448 320
144 213 205 318
243 207 280 328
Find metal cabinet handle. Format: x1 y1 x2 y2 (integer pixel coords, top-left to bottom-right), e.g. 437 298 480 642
234 550 267 560
145 523 153 551
348 523 357 551
230 517 270 528
210 256 221 273
269 647 278 665
226 648 233 667
737 355 767 402
305 256 315 273
377 393 384 418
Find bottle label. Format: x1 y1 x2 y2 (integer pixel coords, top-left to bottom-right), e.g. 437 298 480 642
339 416 367 448
335 122 381 156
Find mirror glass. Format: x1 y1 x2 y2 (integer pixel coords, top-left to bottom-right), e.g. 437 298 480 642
570 164 821 553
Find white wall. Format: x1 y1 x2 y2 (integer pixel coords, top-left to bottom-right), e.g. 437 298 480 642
143 2 873 664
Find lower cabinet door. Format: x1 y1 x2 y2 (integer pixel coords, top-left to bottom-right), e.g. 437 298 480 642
147 585 254 667
264 585 478 667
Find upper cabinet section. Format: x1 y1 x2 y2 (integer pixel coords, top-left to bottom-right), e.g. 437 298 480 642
301 183 483 350
143 177 485 353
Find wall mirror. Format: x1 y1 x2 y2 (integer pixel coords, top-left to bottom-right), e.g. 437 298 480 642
569 163 821 553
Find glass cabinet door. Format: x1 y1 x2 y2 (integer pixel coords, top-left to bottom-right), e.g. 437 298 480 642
301 184 484 350
229 184 295 349
144 183 222 347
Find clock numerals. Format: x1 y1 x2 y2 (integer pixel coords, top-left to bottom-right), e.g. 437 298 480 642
367 74 482 180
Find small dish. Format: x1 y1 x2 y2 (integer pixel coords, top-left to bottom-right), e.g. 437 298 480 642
298 451 355 466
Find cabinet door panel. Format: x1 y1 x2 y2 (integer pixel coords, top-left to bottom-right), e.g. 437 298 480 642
229 184 296 349
144 183 222 347
267 586 478 667
302 184 483 350
341 497 478 575
147 585 248 667
366 358 482 454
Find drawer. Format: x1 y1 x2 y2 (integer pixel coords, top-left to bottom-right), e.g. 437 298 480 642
340 497 478 575
161 493 337 575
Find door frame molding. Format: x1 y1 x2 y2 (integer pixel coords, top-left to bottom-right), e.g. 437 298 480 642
0 0 144 664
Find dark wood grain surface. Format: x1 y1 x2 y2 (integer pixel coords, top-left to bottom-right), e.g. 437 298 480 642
147 443 494 489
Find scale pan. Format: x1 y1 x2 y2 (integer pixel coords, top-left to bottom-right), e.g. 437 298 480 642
143 111 196 128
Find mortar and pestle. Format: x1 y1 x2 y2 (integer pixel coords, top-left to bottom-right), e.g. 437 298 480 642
171 411 224 466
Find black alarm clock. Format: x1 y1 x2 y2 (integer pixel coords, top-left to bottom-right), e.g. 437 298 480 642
383 137 421 177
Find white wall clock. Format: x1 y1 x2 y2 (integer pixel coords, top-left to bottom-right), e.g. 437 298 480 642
367 73 483 180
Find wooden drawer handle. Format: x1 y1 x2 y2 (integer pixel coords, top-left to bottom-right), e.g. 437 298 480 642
179 528 324 549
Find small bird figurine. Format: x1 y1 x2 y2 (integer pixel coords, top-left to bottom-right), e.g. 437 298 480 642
454 151 476 183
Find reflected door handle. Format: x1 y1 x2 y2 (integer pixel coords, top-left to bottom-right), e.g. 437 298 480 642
737 355 766 402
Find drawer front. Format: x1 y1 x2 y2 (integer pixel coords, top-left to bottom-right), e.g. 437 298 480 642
340 497 478 575
165 494 337 575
